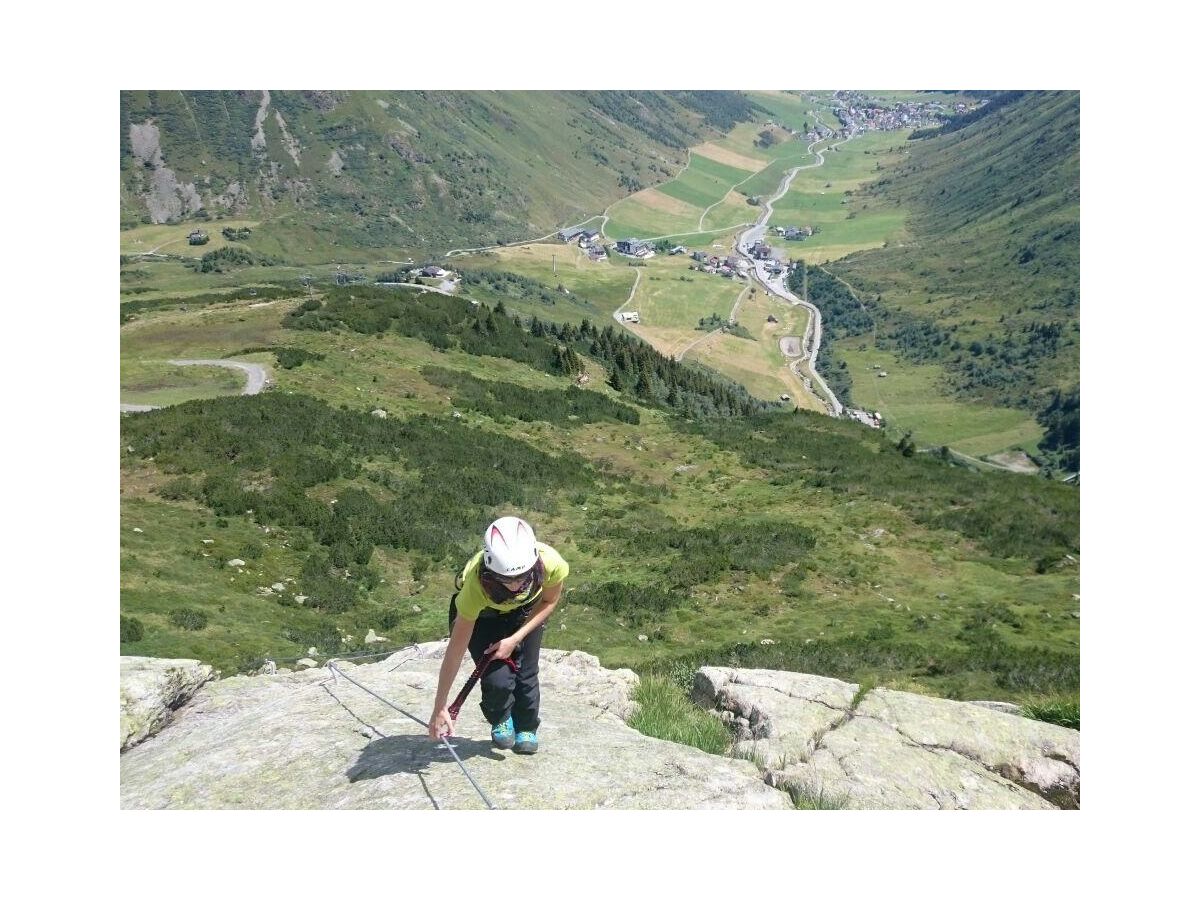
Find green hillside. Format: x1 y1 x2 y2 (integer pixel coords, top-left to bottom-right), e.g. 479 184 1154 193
823 92 1079 464
120 91 759 260
121 285 1079 712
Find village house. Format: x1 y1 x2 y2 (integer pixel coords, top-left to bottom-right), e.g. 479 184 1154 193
187 229 209 245
784 226 804 240
558 226 586 242
669 246 688 255
691 250 708 262
419 265 448 278
577 230 599 246
619 311 640 323
587 245 607 261
616 238 652 257
751 240 772 260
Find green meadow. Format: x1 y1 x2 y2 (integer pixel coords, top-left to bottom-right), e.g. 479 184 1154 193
120 219 262 258
120 359 247 408
633 258 746 331
746 91 823 133
658 153 756 209
452 243 637 323
763 132 912 261
835 344 1043 457
605 200 699 241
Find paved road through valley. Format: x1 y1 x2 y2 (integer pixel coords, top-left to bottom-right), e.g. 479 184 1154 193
734 135 850 417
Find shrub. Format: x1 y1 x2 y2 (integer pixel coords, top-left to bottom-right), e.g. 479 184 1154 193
282 621 342 655
240 538 265 560
156 477 196 501
169 608 208 631
120 615 145 643
571 582 689 625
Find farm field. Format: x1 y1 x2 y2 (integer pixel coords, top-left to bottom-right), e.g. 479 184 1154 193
690 290 826 412
737 141 826 199
606 145 763 241
626 256 745 331
766 130 912 262
452 243 637 323
836 344 1044 457
700 193 758 232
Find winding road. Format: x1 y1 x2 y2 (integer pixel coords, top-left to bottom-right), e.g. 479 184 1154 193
120 359 270 413
734 134 852 417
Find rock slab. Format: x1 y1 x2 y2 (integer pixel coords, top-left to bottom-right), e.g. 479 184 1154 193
120 645 790 810
694 667 1079 810
120 657 215 751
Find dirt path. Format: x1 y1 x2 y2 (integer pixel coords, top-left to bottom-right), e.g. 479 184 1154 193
698 167 761 232
611 267 642 322
918 446 1040 475
445 214 606 258
120 359 271 414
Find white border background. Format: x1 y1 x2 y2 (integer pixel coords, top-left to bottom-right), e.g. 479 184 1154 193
9 0 1189 893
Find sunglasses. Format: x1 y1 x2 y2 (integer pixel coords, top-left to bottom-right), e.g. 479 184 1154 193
498 572 533 588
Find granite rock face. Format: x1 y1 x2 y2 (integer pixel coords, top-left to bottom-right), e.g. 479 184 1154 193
119 644 789 810
120 657 215 751
694 667 1079 810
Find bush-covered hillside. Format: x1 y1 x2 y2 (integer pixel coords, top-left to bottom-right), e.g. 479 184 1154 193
121 287 1079 706
827 92 1078 446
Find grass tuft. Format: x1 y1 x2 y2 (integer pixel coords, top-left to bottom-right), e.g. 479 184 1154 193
1020 695 1079 730
627 675 732 755
785 782 850 810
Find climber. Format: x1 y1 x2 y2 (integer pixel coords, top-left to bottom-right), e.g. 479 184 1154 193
428 516 569 755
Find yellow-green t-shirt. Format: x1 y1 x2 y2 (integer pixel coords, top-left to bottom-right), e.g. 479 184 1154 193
454 542 569 622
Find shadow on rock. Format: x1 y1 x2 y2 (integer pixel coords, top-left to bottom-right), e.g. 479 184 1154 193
346 734 503 783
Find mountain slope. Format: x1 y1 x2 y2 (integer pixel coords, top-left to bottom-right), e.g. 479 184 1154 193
826 91 1079 420
120 286 1079 707
120 91 757 258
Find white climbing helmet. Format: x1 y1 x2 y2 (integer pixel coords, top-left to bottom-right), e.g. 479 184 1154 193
483 516 538 577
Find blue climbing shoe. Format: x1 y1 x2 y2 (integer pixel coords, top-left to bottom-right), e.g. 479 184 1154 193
513 731 538 754
491 715 515 750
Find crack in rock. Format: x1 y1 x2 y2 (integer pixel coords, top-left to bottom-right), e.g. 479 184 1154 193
863 714 1074 808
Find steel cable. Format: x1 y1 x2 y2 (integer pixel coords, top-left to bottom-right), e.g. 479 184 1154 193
327 661 497 810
